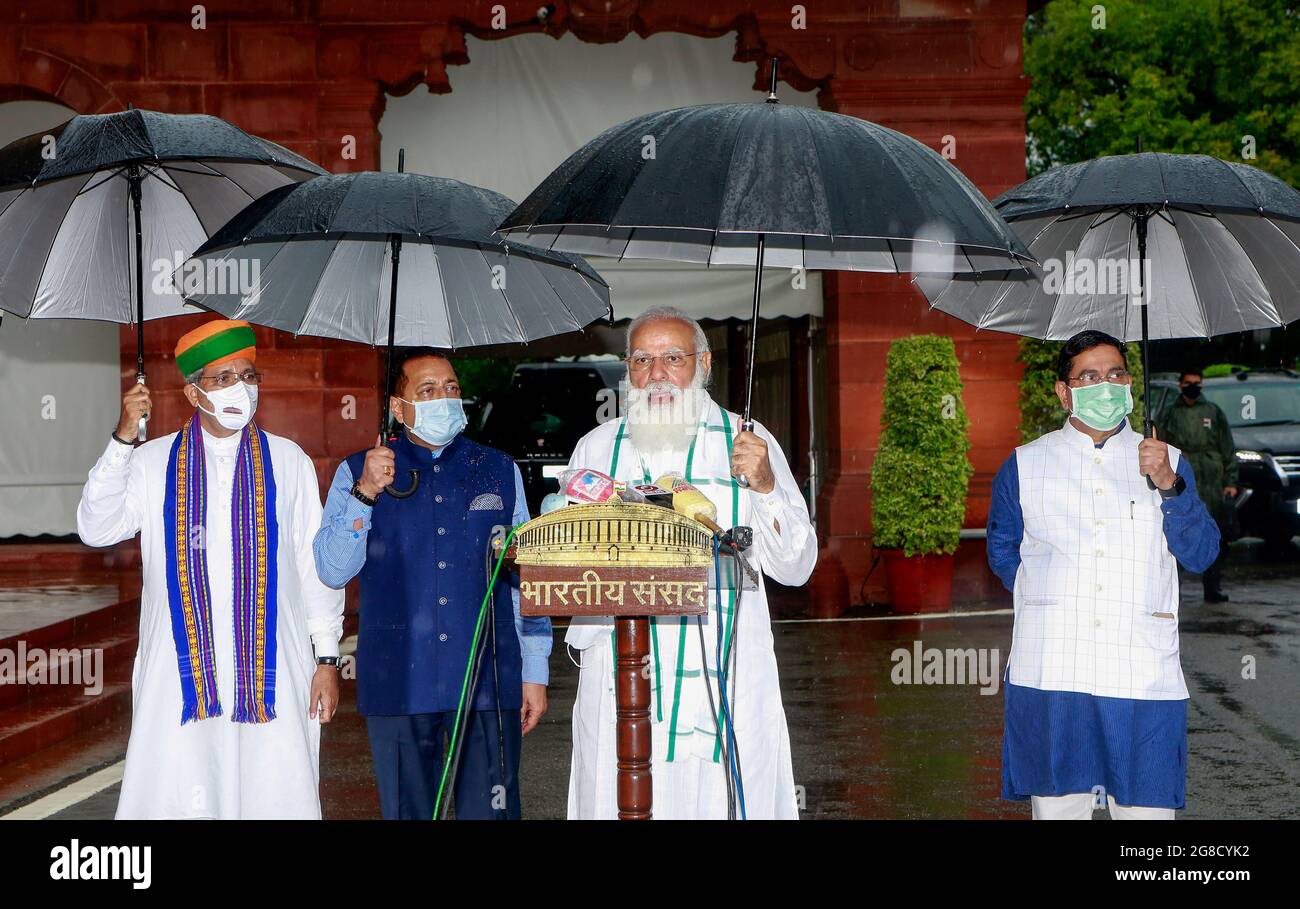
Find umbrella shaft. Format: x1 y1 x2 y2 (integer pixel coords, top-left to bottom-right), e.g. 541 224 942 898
381 235 403 441
1137 214 1151 437
742 234 766 425
129 165 145 380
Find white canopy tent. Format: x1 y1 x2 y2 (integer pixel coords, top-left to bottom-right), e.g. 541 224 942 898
0 101 121 537
379 32 825 322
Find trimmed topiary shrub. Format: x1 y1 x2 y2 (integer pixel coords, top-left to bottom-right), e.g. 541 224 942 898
870 335 973 557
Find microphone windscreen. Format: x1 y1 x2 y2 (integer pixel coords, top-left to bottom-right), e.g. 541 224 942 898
562 468 617 504
630 483 673 509
655 474 718 524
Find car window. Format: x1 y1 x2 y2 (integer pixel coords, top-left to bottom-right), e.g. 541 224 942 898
477 369 614 455
1203 382 1300 427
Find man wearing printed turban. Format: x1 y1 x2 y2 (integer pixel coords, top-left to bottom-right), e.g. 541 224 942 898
76 319 344 819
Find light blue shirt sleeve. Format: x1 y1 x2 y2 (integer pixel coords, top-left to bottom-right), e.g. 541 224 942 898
511 463 552 686
312 460 373 590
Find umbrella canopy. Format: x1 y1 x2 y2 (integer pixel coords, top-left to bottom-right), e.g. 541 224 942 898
183 170 611 349
918 153 1300 341
499 99 1030 274
0 108 324 325
498 62 1031 488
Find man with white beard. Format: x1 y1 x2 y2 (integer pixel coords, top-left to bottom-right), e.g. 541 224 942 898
563 306 817 819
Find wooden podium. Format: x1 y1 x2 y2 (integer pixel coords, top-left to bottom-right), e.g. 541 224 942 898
508 501 711 819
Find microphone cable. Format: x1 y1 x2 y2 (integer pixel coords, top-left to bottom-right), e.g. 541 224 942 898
485 532 509 818
434 524 518 819
701 537 735 819
723 546 747 818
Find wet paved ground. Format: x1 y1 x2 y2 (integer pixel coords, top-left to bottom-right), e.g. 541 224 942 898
29 540 1300 820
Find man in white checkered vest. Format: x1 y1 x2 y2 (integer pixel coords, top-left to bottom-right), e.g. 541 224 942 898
987 330 1220 820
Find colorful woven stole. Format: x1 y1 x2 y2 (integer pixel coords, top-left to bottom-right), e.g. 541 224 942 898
163 413 279 725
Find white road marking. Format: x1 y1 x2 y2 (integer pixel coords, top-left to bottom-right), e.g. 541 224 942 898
773 608 1013 625
1 760 124 820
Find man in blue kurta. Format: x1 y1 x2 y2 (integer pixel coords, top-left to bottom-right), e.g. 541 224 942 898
313 348 551 819
987 330 1219 820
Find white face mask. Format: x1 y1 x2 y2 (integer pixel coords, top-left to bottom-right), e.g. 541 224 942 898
194 381 258 432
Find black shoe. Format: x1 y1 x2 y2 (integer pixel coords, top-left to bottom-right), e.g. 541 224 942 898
1204 589 1230 603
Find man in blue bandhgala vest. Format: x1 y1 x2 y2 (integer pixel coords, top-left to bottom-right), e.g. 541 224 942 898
313 347 551 819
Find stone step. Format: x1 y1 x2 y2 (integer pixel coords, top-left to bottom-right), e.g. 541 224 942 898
0 542 140 577
0 670 132 767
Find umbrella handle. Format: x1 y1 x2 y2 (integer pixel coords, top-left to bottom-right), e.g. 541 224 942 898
377 433 421 498
135 374 148 442
385 469 421 499
735 418 755 489
1143 418 1157 490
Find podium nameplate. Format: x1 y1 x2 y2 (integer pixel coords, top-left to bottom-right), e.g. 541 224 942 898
519 565 707 617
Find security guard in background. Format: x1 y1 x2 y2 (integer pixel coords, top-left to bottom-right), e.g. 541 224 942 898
1157 369 1239 602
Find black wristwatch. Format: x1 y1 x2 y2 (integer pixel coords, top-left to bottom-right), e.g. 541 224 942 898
350 480 377 507
1158 474 1187 499
317 656 340 668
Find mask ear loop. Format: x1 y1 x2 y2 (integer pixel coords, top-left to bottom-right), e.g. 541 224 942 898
566 642 588 670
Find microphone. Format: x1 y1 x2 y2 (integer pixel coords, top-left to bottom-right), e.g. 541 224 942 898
561 468 618 505
629 483 674 510
655 474 724 537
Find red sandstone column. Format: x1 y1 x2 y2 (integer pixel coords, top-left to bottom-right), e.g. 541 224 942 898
811 9 1030 609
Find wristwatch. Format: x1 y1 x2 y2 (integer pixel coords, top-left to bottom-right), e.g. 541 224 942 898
350 480 377 507
317 656 340 667
1158 474 1186 499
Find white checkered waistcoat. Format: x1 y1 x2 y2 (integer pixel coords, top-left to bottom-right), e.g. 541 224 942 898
1010 418 1189 701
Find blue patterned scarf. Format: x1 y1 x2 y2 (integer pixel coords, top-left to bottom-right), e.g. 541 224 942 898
163 413 279 724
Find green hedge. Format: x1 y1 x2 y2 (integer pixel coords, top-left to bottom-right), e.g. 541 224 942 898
870 335 973 557
1017 337 1146 443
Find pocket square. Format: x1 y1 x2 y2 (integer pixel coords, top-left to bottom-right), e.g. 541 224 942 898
469 492 504 511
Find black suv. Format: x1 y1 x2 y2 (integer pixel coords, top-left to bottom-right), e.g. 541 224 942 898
1150 369 1300 546
474 360 625 515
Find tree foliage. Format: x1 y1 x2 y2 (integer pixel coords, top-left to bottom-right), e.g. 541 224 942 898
1024 0 1300 183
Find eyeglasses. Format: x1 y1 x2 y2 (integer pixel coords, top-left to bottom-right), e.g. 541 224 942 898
1068 368 1131 386
197 369 263 389
626 353 698 373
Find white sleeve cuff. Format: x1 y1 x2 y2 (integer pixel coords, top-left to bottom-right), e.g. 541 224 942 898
311 632 341 660
99 437 135 472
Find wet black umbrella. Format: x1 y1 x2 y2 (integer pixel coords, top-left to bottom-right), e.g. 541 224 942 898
916 153 1300 442
182 151 611 496
0 106 325 437
499 62 1032 483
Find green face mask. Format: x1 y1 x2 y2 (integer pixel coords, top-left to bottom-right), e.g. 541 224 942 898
1069 381 1133 431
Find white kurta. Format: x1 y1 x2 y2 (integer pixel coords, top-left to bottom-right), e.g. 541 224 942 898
564 401 817 819
77 426 344 819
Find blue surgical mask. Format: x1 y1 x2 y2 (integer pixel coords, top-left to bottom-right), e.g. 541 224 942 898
397 396 467 447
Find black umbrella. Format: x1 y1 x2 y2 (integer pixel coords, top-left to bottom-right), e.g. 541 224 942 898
183 151 612 496
499 61 1032 483
916 152 1300 446
0 106 325 437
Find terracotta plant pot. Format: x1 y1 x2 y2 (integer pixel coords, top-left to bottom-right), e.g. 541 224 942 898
880 549 955 614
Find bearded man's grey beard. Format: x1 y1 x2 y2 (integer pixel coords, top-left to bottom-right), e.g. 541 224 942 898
624 368 710 457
